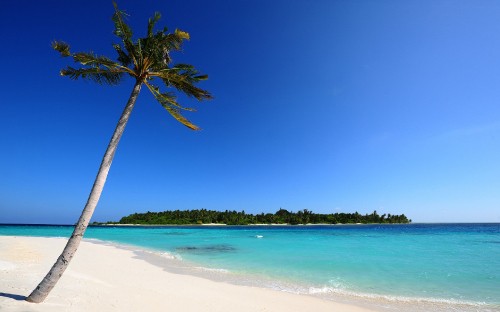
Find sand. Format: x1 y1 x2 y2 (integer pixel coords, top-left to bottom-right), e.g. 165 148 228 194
0 236 378 312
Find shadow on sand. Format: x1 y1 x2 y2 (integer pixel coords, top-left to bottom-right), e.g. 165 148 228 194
0 292 26 301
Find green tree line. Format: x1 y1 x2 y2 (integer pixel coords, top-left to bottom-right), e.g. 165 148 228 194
109 208 411 225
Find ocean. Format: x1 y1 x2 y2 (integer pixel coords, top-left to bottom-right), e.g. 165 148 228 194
1 223 499 312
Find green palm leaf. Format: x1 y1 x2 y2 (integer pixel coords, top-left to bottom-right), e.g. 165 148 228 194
147 12 161 38
112 44 132 67
112 1 138 67
112 2 133 41
53 41 71 57
61 67 123 85
73 52 120 68
162 29 190 52
154 68 212 101
145 81 199 130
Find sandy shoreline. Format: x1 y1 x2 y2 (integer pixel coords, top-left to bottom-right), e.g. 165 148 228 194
0 236 377 312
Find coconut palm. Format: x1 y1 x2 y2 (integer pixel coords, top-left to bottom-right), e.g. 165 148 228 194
26 2 211 303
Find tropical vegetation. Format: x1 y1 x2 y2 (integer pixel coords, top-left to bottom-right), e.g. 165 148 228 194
106 208 411 225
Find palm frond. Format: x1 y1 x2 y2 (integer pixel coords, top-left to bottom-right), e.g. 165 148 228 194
166 77 212 101
73 52 121 69
52 41 71 57
147 12 161 38
112 1 138 67
61 66 124 85
138 28 189 70
161 29 190 52
146 82 196 112
145 81 199 130
112 44 132 67
175 29 190 40
170 64 208 80
153 66 212 101
112 2 133 41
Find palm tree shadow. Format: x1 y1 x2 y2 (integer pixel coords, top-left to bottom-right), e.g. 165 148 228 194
0 292 26 301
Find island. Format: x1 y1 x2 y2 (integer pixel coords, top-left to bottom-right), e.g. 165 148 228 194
97 209 411 225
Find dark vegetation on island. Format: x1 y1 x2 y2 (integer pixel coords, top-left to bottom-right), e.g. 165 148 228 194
100 208 411 225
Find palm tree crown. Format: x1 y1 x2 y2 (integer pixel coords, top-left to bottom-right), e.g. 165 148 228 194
53 2 212 130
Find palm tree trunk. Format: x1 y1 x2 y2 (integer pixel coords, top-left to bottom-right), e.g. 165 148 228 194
26 81 143 303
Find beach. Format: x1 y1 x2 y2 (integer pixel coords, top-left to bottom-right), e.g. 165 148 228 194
0 236 376 312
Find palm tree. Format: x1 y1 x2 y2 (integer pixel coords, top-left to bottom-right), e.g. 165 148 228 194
26 2 212 303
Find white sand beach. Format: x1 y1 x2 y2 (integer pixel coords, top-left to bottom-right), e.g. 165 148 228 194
0 236 377 312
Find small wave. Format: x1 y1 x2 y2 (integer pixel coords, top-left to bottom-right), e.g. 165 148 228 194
157 252 177 260
307 284 487 308
255 235 264 239
309 286 336 294
309 280 346 294
193 266 230 274
85 238 109 244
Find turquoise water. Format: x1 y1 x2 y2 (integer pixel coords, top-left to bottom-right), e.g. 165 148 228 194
1 224 499 311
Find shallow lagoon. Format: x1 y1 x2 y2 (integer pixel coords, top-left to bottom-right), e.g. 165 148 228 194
1 223 499 311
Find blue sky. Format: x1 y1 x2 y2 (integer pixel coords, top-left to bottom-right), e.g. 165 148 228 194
1 0 499 224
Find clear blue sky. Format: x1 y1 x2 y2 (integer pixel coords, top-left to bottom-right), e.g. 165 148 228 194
1 0 499 224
